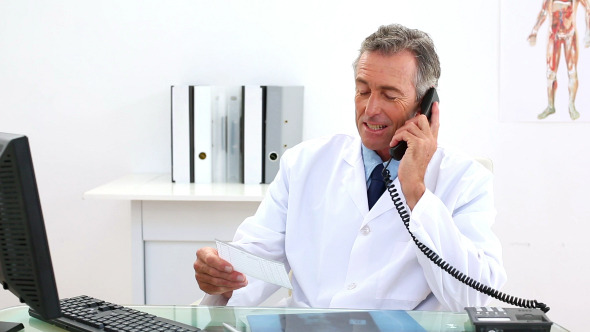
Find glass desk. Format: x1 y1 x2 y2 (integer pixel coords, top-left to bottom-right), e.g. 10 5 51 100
0 305 569 332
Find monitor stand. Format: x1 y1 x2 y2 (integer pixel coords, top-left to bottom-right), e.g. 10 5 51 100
0 321 24 332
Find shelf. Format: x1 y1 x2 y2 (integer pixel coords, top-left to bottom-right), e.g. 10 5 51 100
83 173 268 202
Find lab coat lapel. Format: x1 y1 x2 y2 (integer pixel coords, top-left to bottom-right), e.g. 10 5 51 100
367 175 400 218
342 140 368 216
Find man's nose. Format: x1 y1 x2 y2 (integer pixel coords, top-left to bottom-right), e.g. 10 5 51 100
365 94 382 116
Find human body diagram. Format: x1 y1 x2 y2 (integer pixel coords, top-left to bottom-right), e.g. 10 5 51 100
528 0 590 120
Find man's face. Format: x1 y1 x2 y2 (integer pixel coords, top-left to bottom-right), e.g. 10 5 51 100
354 50 420 161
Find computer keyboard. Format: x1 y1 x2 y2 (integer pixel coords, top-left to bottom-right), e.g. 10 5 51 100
29 295 201 332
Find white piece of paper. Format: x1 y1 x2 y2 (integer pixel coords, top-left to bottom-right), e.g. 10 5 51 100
215 240 293 289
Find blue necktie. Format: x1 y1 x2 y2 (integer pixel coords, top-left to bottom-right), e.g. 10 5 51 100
367 164 386 210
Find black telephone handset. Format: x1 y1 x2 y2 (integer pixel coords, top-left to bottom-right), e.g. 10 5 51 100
380 87 551 322
389 87 439 161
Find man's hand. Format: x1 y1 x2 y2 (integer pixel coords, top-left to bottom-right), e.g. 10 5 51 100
194 247 248 299
389 101 439 210
528 33 537 46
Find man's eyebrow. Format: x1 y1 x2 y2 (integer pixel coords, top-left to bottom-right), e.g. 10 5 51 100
380 85 403 94
355 78 368 86
355 78 404 94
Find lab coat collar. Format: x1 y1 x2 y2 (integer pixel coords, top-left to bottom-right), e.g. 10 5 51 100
341 138 399 225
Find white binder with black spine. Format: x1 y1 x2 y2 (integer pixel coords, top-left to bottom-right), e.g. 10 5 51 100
262 86 304 184
171 85 191 183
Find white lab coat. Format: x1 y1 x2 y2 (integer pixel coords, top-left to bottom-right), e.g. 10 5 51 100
205 134 506 311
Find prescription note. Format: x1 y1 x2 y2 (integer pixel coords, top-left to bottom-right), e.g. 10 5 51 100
215 240 293 289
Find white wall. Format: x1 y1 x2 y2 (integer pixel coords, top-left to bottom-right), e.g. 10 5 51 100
0 1 586 330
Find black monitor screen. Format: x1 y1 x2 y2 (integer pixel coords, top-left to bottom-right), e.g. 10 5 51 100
0 133 61 320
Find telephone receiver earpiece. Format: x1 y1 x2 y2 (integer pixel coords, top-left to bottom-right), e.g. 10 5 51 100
389 87 439 161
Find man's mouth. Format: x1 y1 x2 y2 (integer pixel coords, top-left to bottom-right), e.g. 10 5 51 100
366 123 386 130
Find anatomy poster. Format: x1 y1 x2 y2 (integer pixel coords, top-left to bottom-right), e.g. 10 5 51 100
500 0 590 122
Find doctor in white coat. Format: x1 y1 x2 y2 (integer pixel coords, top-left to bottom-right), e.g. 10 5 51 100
194 23 507 311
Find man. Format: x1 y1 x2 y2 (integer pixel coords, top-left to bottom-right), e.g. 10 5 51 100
527 0 590 120
194 24 506 311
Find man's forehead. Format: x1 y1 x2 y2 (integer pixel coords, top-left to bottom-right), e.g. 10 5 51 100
356 51 417 87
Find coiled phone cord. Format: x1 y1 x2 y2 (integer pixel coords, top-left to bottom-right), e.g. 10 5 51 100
381 164 550 313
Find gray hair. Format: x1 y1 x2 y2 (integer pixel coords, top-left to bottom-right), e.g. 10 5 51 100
353 24 441 101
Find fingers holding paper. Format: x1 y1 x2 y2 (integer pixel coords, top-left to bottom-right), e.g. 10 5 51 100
194 247 248 299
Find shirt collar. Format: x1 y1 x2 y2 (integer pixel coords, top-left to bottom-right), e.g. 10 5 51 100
361 143 400 182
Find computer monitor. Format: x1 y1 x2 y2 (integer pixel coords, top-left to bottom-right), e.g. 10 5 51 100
0 133 61 331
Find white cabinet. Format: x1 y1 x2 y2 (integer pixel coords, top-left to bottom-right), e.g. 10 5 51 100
84 174 266 305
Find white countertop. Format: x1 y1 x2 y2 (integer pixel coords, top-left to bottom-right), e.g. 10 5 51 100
83 173 269 202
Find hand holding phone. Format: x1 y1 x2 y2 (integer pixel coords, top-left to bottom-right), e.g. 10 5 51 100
389 88 439 161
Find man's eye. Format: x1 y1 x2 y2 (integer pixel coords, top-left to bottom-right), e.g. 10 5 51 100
358 91 370 96
384 94 397 101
